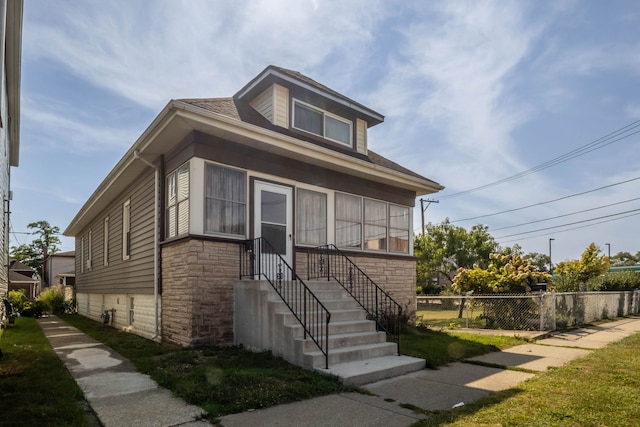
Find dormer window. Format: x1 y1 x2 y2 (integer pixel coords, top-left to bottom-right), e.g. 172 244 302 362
293 100 352 146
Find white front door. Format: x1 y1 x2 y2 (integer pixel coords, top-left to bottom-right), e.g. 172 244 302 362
254 181 293 267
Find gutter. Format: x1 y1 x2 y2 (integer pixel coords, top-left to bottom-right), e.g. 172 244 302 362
133 150 161 341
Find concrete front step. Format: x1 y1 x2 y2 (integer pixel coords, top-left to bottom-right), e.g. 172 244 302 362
304 342 398 367
315 355 426 386
278 308 367 325
299 330 388 352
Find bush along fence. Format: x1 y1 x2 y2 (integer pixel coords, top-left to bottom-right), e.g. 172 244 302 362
417 290 640 331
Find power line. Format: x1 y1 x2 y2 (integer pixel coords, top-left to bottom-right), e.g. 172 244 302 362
439 119 640 200
452 175 640 222
490 197 640 231
494 208 640 239
498 211 640 244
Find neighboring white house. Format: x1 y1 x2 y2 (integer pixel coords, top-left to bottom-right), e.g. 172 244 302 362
44 250 76 288
0 0 23 327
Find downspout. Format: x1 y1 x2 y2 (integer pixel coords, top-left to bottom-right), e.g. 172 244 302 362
133 149 161 340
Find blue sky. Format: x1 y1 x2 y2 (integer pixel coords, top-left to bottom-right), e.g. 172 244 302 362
13 0 640 263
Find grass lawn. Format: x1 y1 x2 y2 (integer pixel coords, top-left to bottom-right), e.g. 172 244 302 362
416 308 487 329
410 331 640 426
401 325 526 368
13 311 627 425
0 316 96 427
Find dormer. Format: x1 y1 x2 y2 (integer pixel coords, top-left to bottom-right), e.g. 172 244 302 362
234 66 384 156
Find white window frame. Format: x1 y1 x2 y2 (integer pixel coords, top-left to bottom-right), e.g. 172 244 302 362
103 216 109 266
388 204 410 254
204 162 247 238
80 235 85 273
122 199 131 260
166 163 190 239
296 188 328 246
334 192 412 255
292 99 352 146
86 230 93 271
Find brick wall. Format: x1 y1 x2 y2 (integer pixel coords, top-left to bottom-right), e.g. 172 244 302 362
161 239 239 347
295 250 417 312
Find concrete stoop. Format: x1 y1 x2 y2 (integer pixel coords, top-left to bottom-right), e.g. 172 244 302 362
284 280 425 385
235 278 426 386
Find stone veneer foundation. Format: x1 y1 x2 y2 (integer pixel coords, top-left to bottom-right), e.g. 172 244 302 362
161 240 417 346
161 239 239 347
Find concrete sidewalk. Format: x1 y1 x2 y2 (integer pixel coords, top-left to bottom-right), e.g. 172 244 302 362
39 316 640 427
38 316 211 427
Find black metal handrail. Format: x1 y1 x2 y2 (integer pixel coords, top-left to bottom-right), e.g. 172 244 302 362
239 238 331 369
307 244 402 354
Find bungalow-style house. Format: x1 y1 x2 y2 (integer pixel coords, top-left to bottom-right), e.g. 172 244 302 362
8 260 39 300
65 66 443 382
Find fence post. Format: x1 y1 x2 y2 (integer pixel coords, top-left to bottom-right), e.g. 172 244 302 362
551 291 556 331
538 292 544 331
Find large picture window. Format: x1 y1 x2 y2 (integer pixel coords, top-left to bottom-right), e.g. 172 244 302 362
296 189 327 246
335 193 361 248
205 164 246 236
389 205 410 253
293 100 352 146
334 193 411 254
364 199 387 251
166 164 190 239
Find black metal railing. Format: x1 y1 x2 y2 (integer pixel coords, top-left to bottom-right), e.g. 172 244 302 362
307 244 403 354
239 238 331 369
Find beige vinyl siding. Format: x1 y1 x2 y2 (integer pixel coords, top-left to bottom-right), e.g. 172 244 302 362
249 83 289 129
249 86 274 123
273 84 289 128
75 170 156 295
356 118 367 155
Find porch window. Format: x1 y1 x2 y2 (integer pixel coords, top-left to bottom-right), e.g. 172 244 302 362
166 164 190 238
205 163 246 236
389 205 410 253
335 193 361 248
364 199 387 251
296 189 327 246
293 100 352 146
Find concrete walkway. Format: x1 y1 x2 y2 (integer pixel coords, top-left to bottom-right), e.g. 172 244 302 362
39 316 640 427
38 316 211 427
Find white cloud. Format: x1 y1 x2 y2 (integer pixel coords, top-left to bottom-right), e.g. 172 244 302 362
24 0 386 110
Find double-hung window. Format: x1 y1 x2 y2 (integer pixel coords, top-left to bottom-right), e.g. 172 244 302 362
296 189 327 246
389 205 410 253
364 199 387 251
293 100 352 146
335 193 361 248
205 163 246 236
122 199 131 260
166 164 190 238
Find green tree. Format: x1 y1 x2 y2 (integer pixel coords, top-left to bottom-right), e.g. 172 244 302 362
414 219 498 289
610 251 639 267
523 252 551 273
554 243 609 291
10 220 61 279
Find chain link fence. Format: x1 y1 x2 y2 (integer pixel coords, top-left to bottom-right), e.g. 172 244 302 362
417 290 640 331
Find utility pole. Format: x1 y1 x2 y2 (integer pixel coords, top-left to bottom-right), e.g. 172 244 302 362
420 199 439 234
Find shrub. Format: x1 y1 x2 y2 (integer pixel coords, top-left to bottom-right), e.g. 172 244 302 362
21 300 45 318
38 285 66 314
8 289 28 312
587 271 640 291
